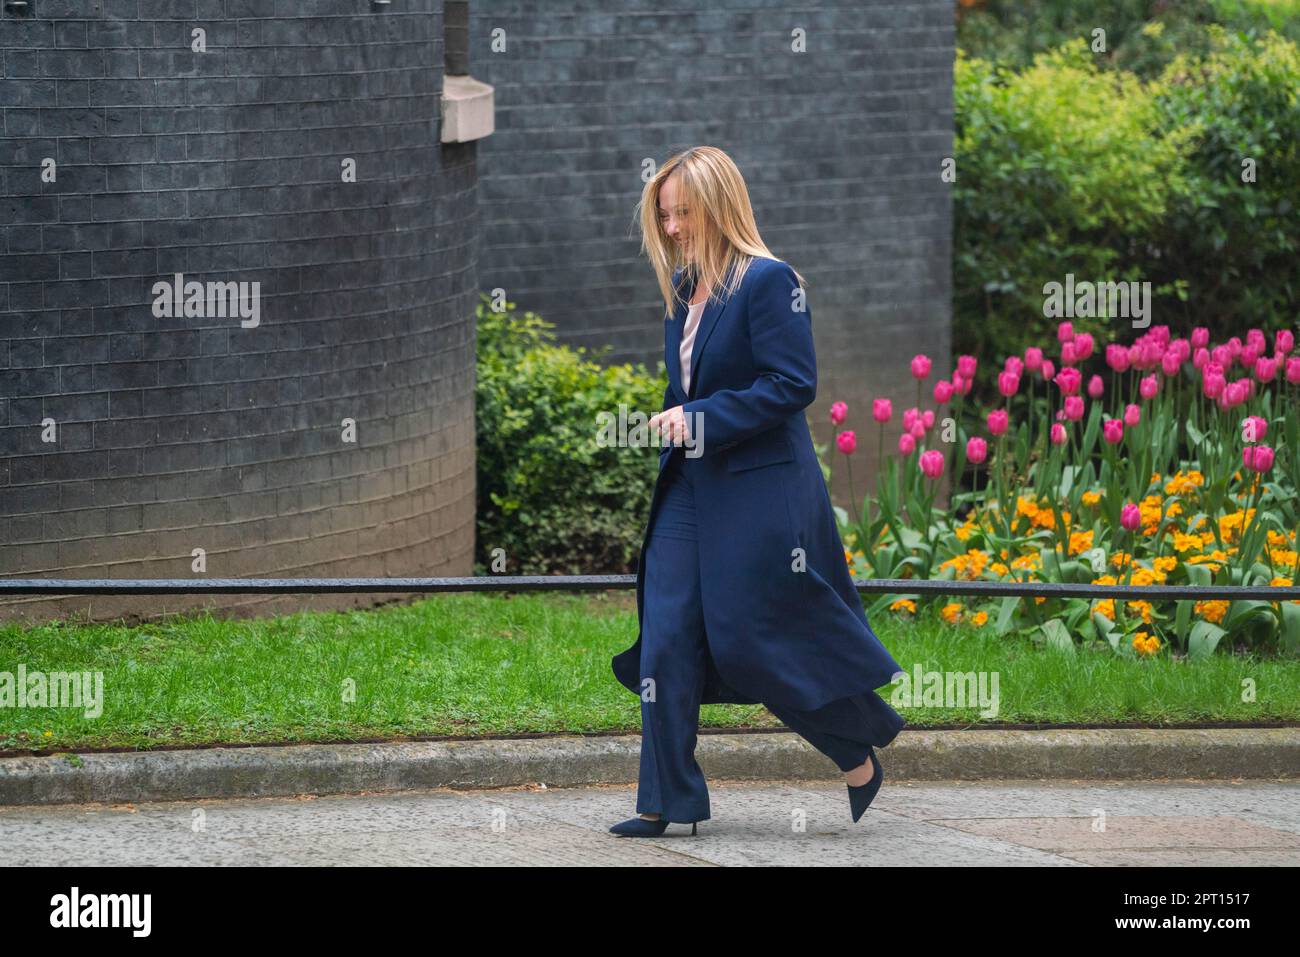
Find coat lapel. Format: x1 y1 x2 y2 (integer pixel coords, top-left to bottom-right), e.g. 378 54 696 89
665 265 740 404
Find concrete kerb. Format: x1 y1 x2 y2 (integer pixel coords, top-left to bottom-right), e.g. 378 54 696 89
1 728 1297 807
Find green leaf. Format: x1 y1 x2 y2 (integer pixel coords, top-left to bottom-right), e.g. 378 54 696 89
995 595 1021 636
1188 620 1227 660
1040 618 1076 655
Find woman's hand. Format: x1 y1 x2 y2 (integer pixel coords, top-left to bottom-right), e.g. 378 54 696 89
649 405 690 447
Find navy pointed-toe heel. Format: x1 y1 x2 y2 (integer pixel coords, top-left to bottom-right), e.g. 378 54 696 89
609 815 698 837
847 749 883 823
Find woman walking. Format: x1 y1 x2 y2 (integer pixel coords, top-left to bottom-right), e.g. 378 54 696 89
609 146 907 837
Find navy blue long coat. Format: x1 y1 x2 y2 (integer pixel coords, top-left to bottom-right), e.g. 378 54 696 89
611 256 904 712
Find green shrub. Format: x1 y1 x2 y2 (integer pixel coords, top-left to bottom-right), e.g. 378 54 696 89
474 293 668 576
953 38 1197 378
1149 25 1300 331
957 0 1300 77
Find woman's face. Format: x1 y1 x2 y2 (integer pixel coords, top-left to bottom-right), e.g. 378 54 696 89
657 174 695 261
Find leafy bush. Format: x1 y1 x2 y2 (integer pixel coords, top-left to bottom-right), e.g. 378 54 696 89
957 0 1300 77
1150 25 1300 330
953 38 1197 385
952 26 1299 414
474 293 667 575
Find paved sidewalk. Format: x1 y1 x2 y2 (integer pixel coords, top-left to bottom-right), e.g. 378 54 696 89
1 778 1297 866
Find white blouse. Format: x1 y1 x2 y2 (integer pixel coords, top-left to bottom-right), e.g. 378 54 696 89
680 298 707 394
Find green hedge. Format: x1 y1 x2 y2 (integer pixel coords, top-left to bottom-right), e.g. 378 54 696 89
473 294 667 576
954 25 1299 410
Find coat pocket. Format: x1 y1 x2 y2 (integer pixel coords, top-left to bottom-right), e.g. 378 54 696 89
726 432 794 472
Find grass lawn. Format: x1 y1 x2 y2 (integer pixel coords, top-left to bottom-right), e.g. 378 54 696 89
1 591 1297 754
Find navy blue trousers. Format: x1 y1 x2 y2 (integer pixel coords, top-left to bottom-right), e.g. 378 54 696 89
636 446 905 822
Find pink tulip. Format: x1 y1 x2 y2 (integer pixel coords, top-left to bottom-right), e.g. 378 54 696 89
922 409 935 429
1191 327 1209 349
1004 355 1023 377
1243 445 1274 473
1106 343 1131 373
1124 403 1141 427
1061 340 1078 366
837 430 856 455
1073 332 1094 361
1227 336 1242 358
902 407 919 431
898 432 915 455
1054 366 1082 396
1277 329 1294 355
1286 356 1300 385
911 354 932 380
1050 422 1067 445
1024 346 1043 373
1121 503 1141 531
1087 374 1104 399
1058 321 1074 343
872 398 891 423
987 409 1009 436
1102 418 1124 444
1241 345 1259 369
1212 344 1232 369
1254 356 1277 383
1246 328 1266 353
1064 395 1084 420
1161 351 1181 377
909 421 926 439
954 375 973 396
957 355 977 380
830 401 847 425
1139 375 1159 400
933 380 953 404
919 449 944 478
1203 374 1225 399
1243 415 1268 442
1040 359 1055 381
997 371 1020 397
1193 347 1209 370
966 436 988 464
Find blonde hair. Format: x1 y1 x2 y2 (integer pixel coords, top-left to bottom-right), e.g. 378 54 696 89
635 146 806 317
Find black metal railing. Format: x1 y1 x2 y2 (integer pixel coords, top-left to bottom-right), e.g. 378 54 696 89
1 576 1297 600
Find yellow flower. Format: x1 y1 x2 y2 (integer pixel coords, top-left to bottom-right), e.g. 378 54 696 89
1219 509 1256 545
1067 529 1095 556
1195 599 1229 624
1153 555 1179 573
1014 552 1040 570
1164 470 1204 496
1129 566 1165 586
1126 599 1155 624
1268 578 1300 606
971 610 989 627
1187 550 1228 572
890 598 917 615
939 550 991 580
1133 631 1161 656
1082 490 1102 507
941 603 963 624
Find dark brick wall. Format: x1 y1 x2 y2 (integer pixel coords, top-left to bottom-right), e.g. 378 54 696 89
470 0 954 497
0 0 478 623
